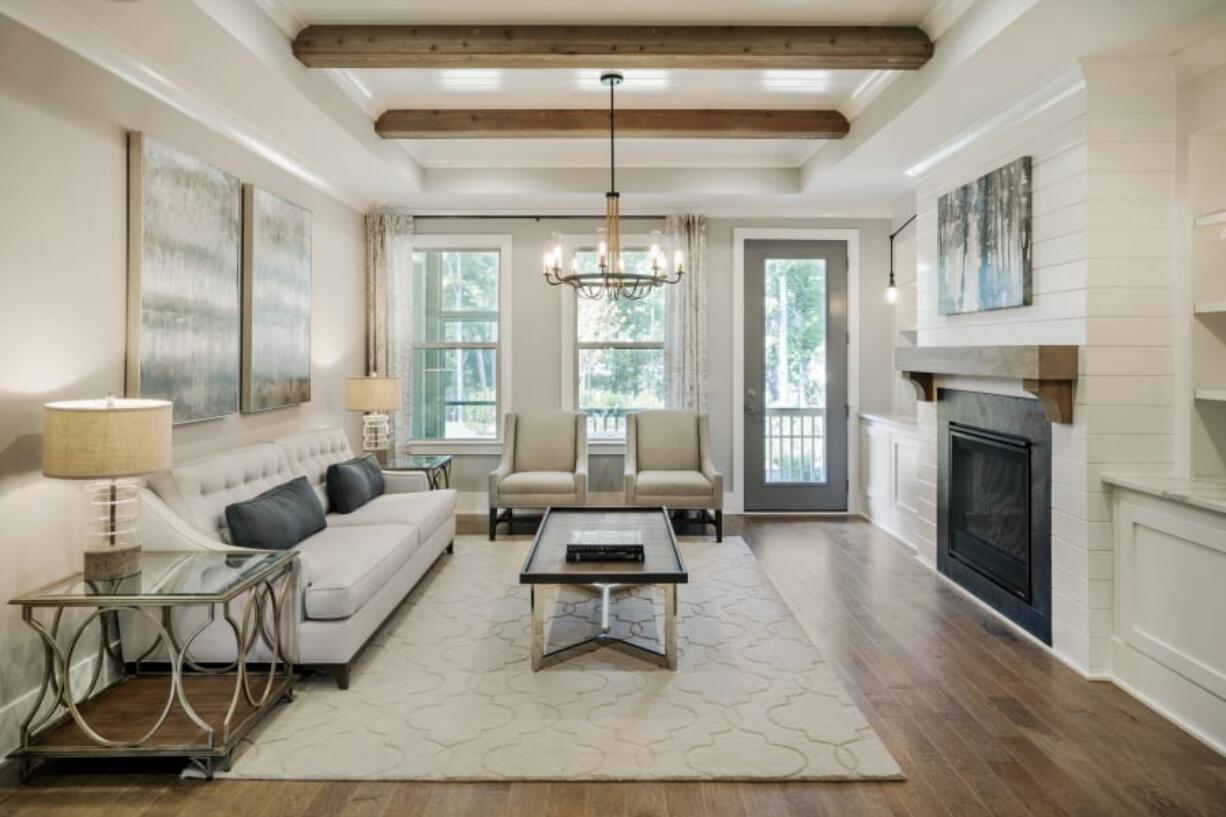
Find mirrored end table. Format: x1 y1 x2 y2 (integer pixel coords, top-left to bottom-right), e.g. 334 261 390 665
8 549 298 780
384 454 453 490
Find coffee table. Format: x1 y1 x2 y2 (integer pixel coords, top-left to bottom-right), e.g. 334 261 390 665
519 507 687 671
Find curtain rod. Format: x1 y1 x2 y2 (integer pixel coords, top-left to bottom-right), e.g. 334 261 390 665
411 214 668 221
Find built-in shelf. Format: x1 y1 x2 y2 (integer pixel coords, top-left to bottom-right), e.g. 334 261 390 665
1195 388 1226 402
894 344 1079 423
1194 301 1226 315
1196 209 1226 228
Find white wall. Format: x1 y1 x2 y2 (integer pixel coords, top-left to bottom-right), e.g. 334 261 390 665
411 216 894 502
907 58 1178 676
0 17 365 753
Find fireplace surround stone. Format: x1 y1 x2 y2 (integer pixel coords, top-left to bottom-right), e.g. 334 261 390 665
937 388 1052 644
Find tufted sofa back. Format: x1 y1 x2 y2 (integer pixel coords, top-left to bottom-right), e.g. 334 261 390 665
275 427 355 511
148 444 297 542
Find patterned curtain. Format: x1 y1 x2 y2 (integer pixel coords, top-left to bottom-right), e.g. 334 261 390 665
665 214 708 413
364 210 414 449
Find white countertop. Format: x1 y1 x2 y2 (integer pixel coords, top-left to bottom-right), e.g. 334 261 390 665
1101 473 1226 516
859 412 918 430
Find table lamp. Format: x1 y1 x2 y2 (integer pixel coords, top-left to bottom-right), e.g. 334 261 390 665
42 397 172 580
347 374 401 461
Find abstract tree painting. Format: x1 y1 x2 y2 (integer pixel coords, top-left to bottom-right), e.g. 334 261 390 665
937 156 1032 315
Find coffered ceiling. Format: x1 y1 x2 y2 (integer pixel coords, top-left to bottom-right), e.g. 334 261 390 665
5 0 1223 214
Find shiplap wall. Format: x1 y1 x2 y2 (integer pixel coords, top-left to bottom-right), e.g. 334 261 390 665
909 58 1177 675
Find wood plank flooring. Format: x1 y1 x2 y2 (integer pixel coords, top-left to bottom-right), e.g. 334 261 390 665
2 515 1224 816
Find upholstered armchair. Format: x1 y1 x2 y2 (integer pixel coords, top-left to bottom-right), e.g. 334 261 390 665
624 410 723 541
488 412 588 539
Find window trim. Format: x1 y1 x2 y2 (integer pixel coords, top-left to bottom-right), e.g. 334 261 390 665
559 233 671 446
405 233 513 450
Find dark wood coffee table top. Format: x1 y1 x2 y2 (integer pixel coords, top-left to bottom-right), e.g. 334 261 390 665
519 507 688 585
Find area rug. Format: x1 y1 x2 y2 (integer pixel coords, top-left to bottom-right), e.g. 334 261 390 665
224 535 902 781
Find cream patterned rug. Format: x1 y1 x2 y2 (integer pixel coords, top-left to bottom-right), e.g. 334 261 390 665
225 535 902 781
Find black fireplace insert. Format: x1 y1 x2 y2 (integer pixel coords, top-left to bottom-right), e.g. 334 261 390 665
938 390 1052 644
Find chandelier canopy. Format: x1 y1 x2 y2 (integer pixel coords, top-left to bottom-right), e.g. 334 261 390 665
543 72 685 301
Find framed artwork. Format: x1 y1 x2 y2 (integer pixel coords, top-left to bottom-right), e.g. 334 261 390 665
126 132 241 424
937 156 1032 315
241 185 312 412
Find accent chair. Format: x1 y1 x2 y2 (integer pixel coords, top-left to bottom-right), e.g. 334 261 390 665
488 411 588 539
624 410 723 541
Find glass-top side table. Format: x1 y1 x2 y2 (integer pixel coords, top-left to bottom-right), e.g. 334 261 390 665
384 454 453 490
9 549 298 780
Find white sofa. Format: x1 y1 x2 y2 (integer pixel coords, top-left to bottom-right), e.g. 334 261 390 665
133 427 456 688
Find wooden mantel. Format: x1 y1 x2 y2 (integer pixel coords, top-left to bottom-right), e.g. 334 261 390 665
895 345 1079 423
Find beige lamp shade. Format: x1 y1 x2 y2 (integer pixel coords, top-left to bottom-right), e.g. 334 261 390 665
42 398 172 479
347 376 402 412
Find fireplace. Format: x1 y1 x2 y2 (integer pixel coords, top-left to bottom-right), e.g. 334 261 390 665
938 390 1051 643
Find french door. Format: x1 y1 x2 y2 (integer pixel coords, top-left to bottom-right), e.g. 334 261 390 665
744 240 848 511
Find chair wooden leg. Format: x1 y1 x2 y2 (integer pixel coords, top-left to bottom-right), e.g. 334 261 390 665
334 663 351 690
489 507 498 540
446 540 454 554
715 509 723 542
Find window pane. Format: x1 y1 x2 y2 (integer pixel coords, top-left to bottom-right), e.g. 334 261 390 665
575 250 665 343
412 250 499 342
410 348 497 439
762 257 826 484
578 347 665 439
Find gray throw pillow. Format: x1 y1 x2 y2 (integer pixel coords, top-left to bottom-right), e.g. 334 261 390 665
224 476 326 550
326 454 386 514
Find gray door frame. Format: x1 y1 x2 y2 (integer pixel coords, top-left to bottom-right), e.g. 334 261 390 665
743 239 849 512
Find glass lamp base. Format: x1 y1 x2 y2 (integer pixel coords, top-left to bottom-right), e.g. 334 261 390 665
84 544 141 580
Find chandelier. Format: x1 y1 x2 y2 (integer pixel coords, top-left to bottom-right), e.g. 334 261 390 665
543 72 685 301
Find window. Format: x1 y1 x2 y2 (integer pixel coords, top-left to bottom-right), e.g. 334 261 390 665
573 246 667 439
404 236 511 441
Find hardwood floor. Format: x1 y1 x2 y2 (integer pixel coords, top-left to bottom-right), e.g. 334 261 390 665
2 515 1224 816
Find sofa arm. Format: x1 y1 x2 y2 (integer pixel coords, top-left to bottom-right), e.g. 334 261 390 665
698 414 724 505
574 413 589 504
139 488 246 554
623 413 639 502
382 470 429 494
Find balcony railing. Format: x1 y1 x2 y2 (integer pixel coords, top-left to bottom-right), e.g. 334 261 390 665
764 407 826 483
580 407 658 439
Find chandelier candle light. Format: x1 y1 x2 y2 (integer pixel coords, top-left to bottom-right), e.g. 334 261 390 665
543 72 685 300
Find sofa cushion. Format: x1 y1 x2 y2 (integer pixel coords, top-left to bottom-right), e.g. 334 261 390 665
328 488 456 539
498 471 576 496
636 470 713 497
635 411 700 472
513 412 577 473
275 428 356 510
148 443 298 542
224 476 327 550
327 455 385 514
297 524 417 620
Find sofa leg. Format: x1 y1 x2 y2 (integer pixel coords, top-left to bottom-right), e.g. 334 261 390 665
715 510 723 542
334 664 351 690
489 507 498 541
446 540 454 554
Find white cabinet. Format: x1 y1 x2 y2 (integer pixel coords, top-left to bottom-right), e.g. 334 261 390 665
860 414 920 551
1106 479 1226 755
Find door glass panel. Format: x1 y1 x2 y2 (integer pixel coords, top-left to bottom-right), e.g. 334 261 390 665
762 258 827 483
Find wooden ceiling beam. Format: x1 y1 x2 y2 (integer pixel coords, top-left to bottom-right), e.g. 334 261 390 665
374 109 851 139
294 25 933 70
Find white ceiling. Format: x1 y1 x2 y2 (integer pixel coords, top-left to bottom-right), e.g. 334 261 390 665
275 0 951 26
8 0 1224 215
343 66 890 168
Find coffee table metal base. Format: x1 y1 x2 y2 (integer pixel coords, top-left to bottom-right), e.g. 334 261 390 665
530 583 677 671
